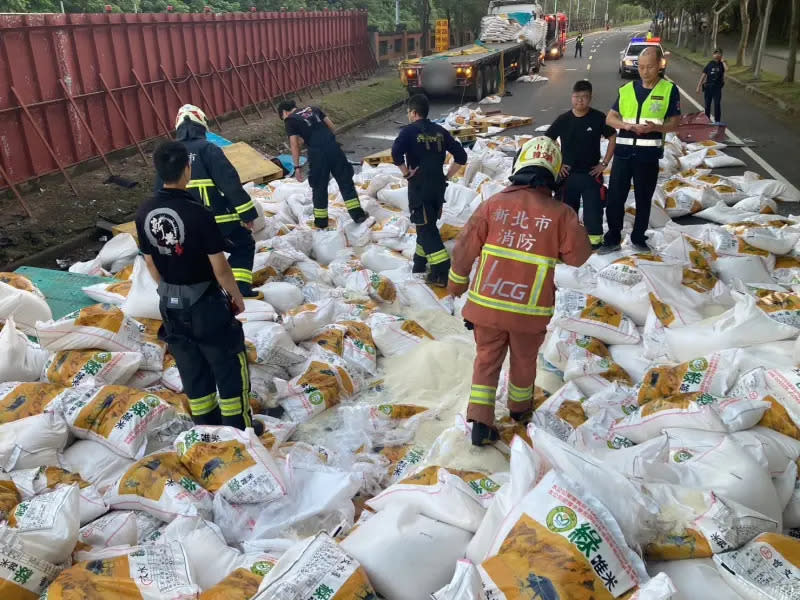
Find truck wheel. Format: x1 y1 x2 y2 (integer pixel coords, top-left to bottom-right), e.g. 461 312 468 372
472 68 484 102
520 53 528 77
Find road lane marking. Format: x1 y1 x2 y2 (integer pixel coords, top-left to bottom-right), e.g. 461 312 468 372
669 79 800 200
362 134 398 141
587 64 591 71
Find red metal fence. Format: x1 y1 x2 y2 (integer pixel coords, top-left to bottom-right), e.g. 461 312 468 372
0 10 376 198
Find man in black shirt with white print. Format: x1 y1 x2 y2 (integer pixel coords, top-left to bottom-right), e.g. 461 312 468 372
547 80 617 249
136 141 257 432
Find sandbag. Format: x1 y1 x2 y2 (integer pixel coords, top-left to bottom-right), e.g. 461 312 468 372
174 426 286 504
105 451 213 522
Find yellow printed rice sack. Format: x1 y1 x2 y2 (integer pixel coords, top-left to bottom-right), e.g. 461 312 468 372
60 385 179 459
0 475 19 520
104 451 213 522
637 351 739 406
42 540 200 600
199 568 264 600
774 256 800 286
174 426 286 504
82 280 132 305
367 312 434 357
0 273 44 299
751 290 800 329
0 382 73 425
328 259 397 303
532 381 588 441
309 320 378 375
36 304 165 371
596 254 663 286
0 528 62 600
277 359 358 424
713 533 800 599
43 350 142 388
378 444 427 485
478 470 649 599
552 290 640 345
9 466 107 525
254 532 377 600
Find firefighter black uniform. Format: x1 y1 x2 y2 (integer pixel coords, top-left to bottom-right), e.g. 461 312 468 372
136 186 255 430
391 117 467 283
161 105 259 298
282 105 368 228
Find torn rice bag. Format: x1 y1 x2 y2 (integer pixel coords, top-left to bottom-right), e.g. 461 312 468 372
551 289 640 345
82 279 131 305
665 292 798 362
366 465 494 532
307 320 378 375
46 540 200 599
531 380 587 441
0 411 69 472
0 317 49 383
174 426 286 504
256 281 304 313
255 532 376 600
0 528 62 600
10 466 107 525
105 451 213 522
253 415 296 450
714 532 800 599
340 503 471 600
243 321 306 372
328 258 397 303
776 256 800 288
42 350 142 388
36 304 165 371
60 385 179 460
276 358 358 424
611 393 769 444
283 299 339 342
647 559 747 600
432 560 484 600
6 484 80 564
477 469 650 599
366 312 433 357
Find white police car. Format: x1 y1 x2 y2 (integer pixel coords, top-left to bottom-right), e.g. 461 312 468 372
618 37 669 78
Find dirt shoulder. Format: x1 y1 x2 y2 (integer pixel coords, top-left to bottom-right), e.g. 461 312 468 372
0 74 407 270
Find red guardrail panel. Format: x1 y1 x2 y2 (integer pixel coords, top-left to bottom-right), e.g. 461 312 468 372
0 10 373 190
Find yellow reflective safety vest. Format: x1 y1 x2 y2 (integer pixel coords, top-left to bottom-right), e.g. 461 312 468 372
616 78 673 149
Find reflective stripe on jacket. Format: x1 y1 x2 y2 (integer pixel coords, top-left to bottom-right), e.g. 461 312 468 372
616 79 673 148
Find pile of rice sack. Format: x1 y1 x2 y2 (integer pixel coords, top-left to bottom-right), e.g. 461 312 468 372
2 117 800 599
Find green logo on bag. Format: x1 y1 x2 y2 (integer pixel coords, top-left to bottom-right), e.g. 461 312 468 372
546 506 578 533
308 390 324 405
688 358 708 372
673 449 693 463
251 561 274 576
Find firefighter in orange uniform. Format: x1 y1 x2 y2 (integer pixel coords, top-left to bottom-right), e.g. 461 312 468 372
447 136 592 446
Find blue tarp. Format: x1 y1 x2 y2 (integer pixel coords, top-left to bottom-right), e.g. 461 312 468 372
205 131 233 147
507 11 532 25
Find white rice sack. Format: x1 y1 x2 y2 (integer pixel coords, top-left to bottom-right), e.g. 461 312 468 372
310 228 347 266
9 466 108 526
359 245 409 273
283 298 338 342
715 255 775 285
5 484 80 564
307 320 378 375
0 280 52 336
741 227 799 255
256 281 304 314
244 321 306 374
735 194 778 213
688 139 728 152
678 148 708 171
97 233 139 273
775 256 800 286
703 149 746 169
82 280 130 305
531 380 587 440
174 426 286 505
340 503 471 600
713 533 800 600
0 317 48 383
105 450 213 522
60 385 179 460
236 299 278 324
61 439 135 494
709 228 777 269
0 411 69 472
76 510 139 550
365 173 398 197
648 559 747 600
120 255 160 321
638 260 719 328
695 201 760 225
0 527 62 598
256 532 377 600
377 184 410 212
36 304 164 371
741 172 789 199
276 357 358 424
477 469 652 599
609 344 653 383
42 350 142 388
367 313 434 357
551 288 641 344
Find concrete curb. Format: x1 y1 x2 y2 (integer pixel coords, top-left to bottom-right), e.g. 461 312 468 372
2 91 408 272
668 48 793 114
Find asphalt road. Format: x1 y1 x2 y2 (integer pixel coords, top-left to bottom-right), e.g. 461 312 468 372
339 24 800 210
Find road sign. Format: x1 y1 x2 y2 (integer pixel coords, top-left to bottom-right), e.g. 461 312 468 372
435 19 449 52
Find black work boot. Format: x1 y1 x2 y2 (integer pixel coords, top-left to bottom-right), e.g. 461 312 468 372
314 217 329 229
471 422 500 447
510 409 533 424
412 257 428 274
349 208 368 224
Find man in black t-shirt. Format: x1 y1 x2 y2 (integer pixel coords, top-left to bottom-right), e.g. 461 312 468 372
697 48 728 124
136 141 257 431
546 80 617 248
278 99 368 229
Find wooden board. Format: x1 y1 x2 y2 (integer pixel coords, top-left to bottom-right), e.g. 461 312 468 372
363 148 394 167
470 114 533 132
222 142 283 184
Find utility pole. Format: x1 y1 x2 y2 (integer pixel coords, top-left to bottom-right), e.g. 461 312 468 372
605 0 609 24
